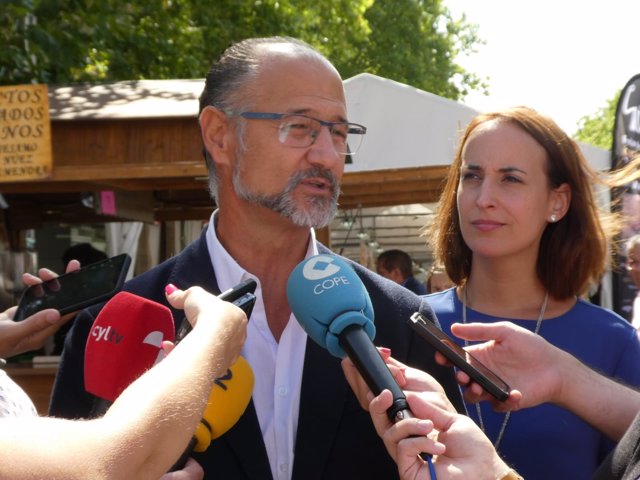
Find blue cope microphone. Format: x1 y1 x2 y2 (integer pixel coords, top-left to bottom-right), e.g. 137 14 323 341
286 254 414 423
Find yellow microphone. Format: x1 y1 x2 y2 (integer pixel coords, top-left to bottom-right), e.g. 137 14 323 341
171 355 254 469
193 355 254 450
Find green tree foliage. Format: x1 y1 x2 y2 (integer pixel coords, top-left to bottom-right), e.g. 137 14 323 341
574 93 619 150
1 0 205 83
360 0 483 97
1 0 484 101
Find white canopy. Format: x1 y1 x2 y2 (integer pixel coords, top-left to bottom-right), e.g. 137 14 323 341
344 72 610 172
344 73 478 172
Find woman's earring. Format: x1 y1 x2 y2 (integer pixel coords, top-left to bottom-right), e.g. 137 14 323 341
549 214 557 223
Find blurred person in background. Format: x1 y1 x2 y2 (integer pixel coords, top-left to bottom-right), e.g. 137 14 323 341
625 234 640 329
425 264 454 294
376 249 427 295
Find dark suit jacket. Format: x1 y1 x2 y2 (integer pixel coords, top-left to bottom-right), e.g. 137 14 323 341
403 276 428 295
50 230 464 479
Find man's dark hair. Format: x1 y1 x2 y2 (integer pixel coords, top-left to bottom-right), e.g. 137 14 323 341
198 36 326 117
62 243 107 268
377 249 413 279
198 36 333 202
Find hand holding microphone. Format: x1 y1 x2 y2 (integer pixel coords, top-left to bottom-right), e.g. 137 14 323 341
287 255 437 476
171 355 254 470
83 285 252 474
286 254 411 422
84 291 176 415
103 285 249 477
165 285 253 471
85 285 250 411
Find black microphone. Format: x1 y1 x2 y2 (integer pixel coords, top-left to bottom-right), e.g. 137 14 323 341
287 255 436 474
286 254 412 422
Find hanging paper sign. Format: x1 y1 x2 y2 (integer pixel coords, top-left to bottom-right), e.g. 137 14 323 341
100 191 117 216
0 84 52 182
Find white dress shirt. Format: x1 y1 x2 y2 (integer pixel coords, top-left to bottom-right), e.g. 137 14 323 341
206 211 314 480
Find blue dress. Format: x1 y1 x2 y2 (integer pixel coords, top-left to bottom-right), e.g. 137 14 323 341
425 288 640 480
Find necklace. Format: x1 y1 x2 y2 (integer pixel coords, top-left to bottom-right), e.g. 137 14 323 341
462 285 548 452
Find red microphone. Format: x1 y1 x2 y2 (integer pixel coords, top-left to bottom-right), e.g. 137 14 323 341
84 291 175 409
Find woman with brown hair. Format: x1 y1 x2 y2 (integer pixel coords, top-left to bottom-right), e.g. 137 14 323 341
425 106 640 479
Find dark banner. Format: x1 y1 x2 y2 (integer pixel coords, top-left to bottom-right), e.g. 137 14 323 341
612 73 640 321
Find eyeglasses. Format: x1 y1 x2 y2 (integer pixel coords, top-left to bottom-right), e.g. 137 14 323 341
233 111 367 155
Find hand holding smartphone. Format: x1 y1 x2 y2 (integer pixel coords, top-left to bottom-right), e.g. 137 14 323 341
175 279 257 343
408 312 510 401
14 253 132 321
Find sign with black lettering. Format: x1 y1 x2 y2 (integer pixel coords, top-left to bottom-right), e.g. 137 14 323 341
611 73 640 321
0 84 52 181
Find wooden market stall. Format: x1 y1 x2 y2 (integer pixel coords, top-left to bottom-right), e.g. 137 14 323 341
0 79 451 245
0 77 611 412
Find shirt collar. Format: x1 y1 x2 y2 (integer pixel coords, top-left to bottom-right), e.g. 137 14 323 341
205 209 319 293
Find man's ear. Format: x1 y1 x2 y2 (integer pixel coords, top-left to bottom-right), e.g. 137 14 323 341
200 106 234 167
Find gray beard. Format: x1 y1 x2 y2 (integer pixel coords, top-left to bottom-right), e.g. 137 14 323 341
232 164 340 228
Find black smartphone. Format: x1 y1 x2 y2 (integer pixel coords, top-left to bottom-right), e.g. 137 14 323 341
408 312 510 401
175 278 258 342
230 291 257 318
14 253 132 321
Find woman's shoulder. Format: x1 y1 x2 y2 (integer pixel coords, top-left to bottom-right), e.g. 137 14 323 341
424 287 456 302
570 298 631 325
562 299 640 382
552 298 638 351
423 287 458 314
558 299 637 341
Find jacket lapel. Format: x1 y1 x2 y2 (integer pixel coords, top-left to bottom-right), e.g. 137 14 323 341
179 234 347 478
292 339 349 479
169 232 274 478
222 400 274 480
292 243 351 478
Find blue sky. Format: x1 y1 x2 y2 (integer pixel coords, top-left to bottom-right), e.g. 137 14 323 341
446 0 640 135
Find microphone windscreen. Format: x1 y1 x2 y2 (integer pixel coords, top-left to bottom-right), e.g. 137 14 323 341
84 291 175 401
286 254 375 358
194 355 254 451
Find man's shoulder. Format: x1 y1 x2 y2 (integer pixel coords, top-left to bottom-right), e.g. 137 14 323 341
125 233 214 296
120 256 179 301
354 262 420 303
403 276 427 295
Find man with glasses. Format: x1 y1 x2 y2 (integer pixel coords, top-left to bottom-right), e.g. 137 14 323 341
50 36 463 480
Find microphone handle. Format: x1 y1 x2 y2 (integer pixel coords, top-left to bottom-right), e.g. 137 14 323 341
371 367 435 471
339 324 410 421
90 397 113 417
170 436 197 472
339 325 435 472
